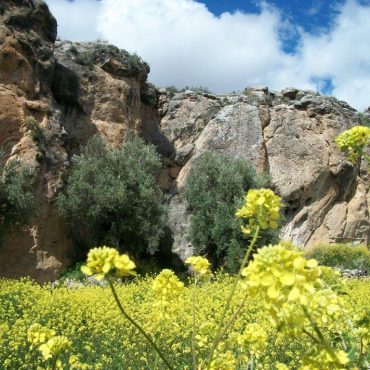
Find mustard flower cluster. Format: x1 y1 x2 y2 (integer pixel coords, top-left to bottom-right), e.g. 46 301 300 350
235 188 282 234
39 336 71 360
206 350 237 370
185 256 212 280
27 323 55 349
152 269 184 302
241 244 326 330
69 355 92 370
238 323 268 358
80 246 136 280
301 345 349 369
335 125 370 163
27 323 71 368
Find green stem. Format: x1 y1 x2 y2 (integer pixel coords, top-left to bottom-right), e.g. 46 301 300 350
191 278 198 370
302 306 339 364
217 292 248 345
302 328 320 344
51 355 58 370
206 226 260 370
153 344 159 370
152 332 160 370
108 279 174 370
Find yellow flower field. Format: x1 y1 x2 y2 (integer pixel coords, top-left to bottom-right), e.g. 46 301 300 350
0 269 369 369
1 188 370 369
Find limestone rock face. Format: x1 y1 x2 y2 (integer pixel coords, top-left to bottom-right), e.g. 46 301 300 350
0 0 70 282
161 88 369 258
0 1 162 281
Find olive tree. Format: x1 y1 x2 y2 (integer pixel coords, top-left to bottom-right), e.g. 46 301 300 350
0 152 34 244
57 136 168 258
184 151 279 271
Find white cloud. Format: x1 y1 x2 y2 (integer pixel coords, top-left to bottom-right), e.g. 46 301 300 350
45 0 102 41
45 0 370 111
295 0 370 110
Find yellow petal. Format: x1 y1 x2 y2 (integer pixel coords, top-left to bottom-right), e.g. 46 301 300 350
102 263 111 273
287 287 300 301
293 257 305 270
306 259 318 268
280 272 295 286
267 283 279 299
261 274 274 286
81 266 93 276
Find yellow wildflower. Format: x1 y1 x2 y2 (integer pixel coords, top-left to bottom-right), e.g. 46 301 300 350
242 244 323 330
235 188 282 234
275 363 289 370
210 350 237 370
152 269 184 301
335 125 370 163
81 247 119 280
301 345 350 369
114 254 137 277
81 247 136 280
239 323 268 357
27 323 55 348
69 355 92 369
39 335 71 360
185 256 212 280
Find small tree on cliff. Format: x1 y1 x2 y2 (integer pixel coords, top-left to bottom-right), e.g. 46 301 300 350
0 152 34 244
57 136 168 258
184 151 279 271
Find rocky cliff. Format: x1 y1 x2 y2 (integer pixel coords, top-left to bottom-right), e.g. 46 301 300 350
0 0 368 281
160 88 369 259
0 0 164 281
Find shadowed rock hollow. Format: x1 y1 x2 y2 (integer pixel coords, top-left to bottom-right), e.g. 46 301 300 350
0 1 368 281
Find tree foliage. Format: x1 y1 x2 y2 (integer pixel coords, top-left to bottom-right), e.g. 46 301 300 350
57 136 168 258
0 152 34 243
184 151 279 271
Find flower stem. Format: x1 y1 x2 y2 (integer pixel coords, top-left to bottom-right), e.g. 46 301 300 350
217 292 248 344
302 306 340 364
206 226 260 369
108 279 174 370
191 277 198 370
51 355 58 370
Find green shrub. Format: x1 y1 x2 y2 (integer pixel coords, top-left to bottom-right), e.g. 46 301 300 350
305 243 370 274
187 86 212 95
59 263 85 282
358 112 370 127
165 86 180 98
24 116 43 142
165 85 213 98
0 152 34 244
184 151 279 271
57 136 168 258
126 52 145 70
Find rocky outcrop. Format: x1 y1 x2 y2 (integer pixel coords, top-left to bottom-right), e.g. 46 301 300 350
0 1 368 281
0 0 165 281
162 87 369 258
0 0 69 282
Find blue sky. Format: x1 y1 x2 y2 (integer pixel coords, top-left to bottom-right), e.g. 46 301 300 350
47 0 370 110
202 0 335 31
